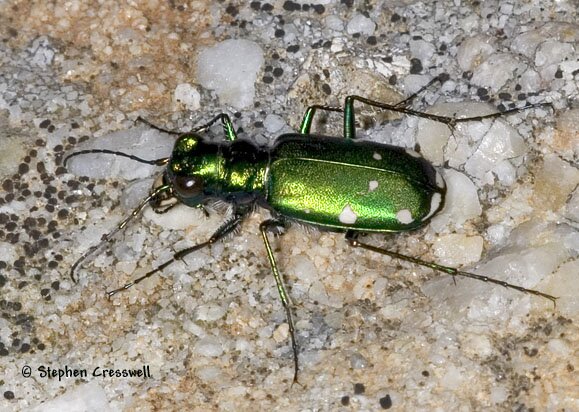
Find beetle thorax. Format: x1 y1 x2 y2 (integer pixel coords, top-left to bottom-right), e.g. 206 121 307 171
167 134 268 206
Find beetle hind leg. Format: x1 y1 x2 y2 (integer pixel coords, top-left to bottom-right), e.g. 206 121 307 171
345 231 557 306
259 219 300 383
343 88 551 139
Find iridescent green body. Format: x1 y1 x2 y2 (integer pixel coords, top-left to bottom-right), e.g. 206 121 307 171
166 132 445 232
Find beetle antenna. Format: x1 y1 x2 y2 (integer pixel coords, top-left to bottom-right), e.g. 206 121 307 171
69 184 171 283
63 150 169 167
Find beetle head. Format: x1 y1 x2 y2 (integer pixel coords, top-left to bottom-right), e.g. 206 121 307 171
158 133 219 207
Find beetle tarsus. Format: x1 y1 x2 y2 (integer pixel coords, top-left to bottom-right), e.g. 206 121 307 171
136 116 181 135
394 74 448 109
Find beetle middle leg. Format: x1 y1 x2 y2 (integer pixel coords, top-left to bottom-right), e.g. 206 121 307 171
299 104 343 135
299 74 453 135
300 74 455 134
344 231 557 305
106 208 247 297
259 218 300 383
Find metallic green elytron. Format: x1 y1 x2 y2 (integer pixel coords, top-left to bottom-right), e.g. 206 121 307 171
267 135 445 231
66 78 555 383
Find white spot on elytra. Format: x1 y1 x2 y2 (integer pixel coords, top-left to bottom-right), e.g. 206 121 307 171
435 170 445 189
396 209 414 224
422 192 443 221
339 204 358 224
368 180 379 192
405 148 421 158
304 209 311 214
373 152 382 160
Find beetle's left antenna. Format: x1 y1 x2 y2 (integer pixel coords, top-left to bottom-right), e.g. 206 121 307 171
63 150 169 167
69 184 171 283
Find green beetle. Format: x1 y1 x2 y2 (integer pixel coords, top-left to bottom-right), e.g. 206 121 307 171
163 130 445 231
65 79 555 382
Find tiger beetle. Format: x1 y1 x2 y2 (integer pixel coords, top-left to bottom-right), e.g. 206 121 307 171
64 76 556 383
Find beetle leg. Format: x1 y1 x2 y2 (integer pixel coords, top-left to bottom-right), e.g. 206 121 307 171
137 113 237 141
70 184 172 283
343 95 551 139
299 104 343 134
106 209 247 297
197 204 211 218
152 202 178 214
152 202 209 217
299 75 446 136
259 219 300 383
190 113 238 141
345 231 557 306
393 74 449 108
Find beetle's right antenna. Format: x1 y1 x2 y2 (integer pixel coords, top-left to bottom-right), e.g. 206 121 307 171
69 184 171 283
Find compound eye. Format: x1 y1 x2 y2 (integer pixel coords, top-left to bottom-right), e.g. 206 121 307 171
173 175 203 198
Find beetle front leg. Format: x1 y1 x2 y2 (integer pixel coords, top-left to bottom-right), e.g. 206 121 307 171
259 219 300 383
70 184 172 283
107 209 247 297
190 113 237 141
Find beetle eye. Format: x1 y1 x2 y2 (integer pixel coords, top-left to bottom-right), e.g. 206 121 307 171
173 175 203 198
